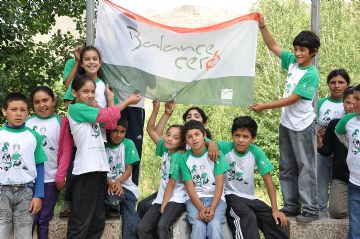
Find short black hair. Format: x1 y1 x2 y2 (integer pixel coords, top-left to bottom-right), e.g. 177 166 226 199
343 86 354 100
292 30 320 53
2 92 29 110
353 83 360 93
72 74 96 91
117 118 128 129
182 120 206 142
327 68 350 85
231 116 257 138
30 86 56 102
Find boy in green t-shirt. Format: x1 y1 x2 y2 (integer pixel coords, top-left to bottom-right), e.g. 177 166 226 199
179 120 230 239
217 116 288 239
251 14 320 222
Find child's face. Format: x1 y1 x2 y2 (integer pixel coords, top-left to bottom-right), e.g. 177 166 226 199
232 128 255 154
110 125 126 145
72 81 96 105
353 91 360 114
328 75 348 100
293 46 314 67
344 94 354 114
2 100 29 127
164 127 182 152
32 90 56 118
81 50 101 77
185 129 205 152
185 109 204 123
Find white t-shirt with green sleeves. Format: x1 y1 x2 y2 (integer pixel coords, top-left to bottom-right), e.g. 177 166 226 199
217 142 273 200
106 138 140 198
0 125 47 185
67 103 110 175
26 114 61 183
152 139 187 204
317 97 344 127
179 148 230 201
167 151 187 203
336 113 360 186
280 50 319 131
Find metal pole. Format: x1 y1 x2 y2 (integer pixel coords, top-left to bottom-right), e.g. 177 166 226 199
86 0 95 46
311 0 320 67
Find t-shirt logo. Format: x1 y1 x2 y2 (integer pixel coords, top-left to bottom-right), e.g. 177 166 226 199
0 142 28 171
351 129 360 155
108 156 123 179
191 164 209 187
228 160 246 183
91 124 101 138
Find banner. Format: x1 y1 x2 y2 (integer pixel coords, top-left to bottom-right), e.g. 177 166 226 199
95 0 259 106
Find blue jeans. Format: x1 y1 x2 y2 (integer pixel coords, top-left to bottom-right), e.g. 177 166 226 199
279 123 319 215
348 182 360 239
186 198 227 239
119 187 140 239
317 153 332 212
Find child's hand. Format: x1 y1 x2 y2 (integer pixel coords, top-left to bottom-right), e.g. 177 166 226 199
112 181 124 196
272 209 288 227
164 100 175 115
107 180 115 194
74 44 83 62
105 84 114 100
258 13 265 28
126 93 142 105
29 198 42 215
251 103 265 113
197 207 207 221
204 207 215 222
208 142 219 161
55 180 66 191
152 98 160 110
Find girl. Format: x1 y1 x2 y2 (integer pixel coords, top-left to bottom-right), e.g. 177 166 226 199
66 74 141 239
27 86 73 239
137 99 187 239
182 107 212 139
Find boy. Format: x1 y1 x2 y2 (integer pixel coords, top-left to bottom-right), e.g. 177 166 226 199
318 86 353 219
105 118 140 239
217 116 288 239
179 120 230 239
0 93 47 238
251 14 321 222
335 84 360 239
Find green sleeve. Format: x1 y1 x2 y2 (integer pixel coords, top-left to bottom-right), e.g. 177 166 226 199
124 139 140 166
30 129 48 164
169 152 182 180
251 145 273 176
114 95 120 104
68 103 100 123
63 58 75 81
216 141 233 155
293 70 319 100
63 81 74 101
336 113 357 135
281 50 296 70
214 151 230 176
204 137 211 142
179 151 192 181
317 98 327 116
155 138 168 157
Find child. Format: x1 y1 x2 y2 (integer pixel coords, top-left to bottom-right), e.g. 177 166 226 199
179 120 230 239
137 99 187 239
317 69 350 214
335 84 360 239
217 116 288 239
251 14 320 222
182 106 212 139
0 92 47 238
66 74 141 238
318 87 354 219
105 118 140 239
26 86 73 239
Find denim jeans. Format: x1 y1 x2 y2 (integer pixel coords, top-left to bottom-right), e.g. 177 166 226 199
186 197 227 239
0 184 34 239
348 182 360 239
317 153 332 212
279 123 319 215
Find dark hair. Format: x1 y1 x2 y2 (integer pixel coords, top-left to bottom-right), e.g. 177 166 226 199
78 46 104 78
231 116 257 138
326 68 350 85
182 120 206 142
117 118 128 129
182 107 209 124
166 124 186 150
30 86 55 102
2 92 29 110
292 30 320 53
343 86 354 100
72 74 96 92
353 84 360 93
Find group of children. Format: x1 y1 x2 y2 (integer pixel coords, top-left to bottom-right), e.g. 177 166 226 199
0 13 359 239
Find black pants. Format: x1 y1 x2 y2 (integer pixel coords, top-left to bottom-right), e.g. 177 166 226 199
137 202 186 239
67 172 107 239
225 194 289 239
64 147 77 202
122 107 145 186
137 191 158 219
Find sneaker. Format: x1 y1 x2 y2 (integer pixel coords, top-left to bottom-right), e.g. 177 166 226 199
296 211 319 223
59 201 72 218
280 208 300 217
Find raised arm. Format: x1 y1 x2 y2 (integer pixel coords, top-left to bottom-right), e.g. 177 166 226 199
251 93 301 113
146 99 162 145
154 100 176 136
63 45 83 89
258 13 282 58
